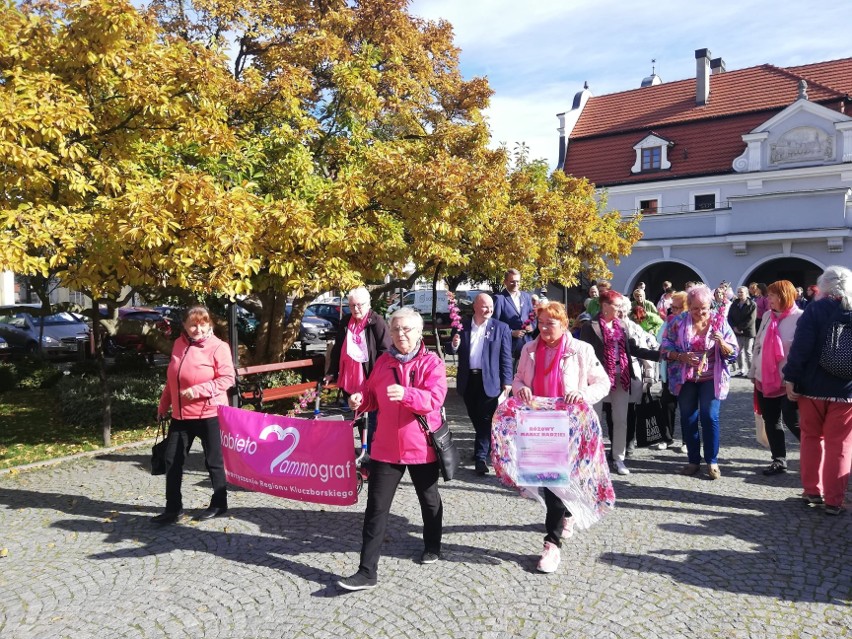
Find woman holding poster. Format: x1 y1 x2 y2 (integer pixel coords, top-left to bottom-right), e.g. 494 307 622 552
337 307 447 591
510 301 610 573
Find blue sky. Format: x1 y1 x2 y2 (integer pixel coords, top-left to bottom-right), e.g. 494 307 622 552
410 0 850 169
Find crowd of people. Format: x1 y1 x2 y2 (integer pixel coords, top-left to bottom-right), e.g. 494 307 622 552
150 265 851 586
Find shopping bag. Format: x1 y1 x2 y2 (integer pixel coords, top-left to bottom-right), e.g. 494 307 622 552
634 391 664 447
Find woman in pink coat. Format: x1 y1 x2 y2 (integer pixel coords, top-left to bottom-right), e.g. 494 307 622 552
154 306 235 525
338 307 447 591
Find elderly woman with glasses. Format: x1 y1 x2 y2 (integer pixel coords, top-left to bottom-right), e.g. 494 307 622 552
513 301 610 573
326 287 391 450
338 307 447 590
661 285 738 479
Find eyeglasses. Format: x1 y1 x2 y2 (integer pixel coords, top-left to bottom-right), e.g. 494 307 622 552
507 280 520 285
391 325 418 334
349 302 368 309
689 305 710 313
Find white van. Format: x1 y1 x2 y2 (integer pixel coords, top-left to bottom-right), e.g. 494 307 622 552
387 289 476 318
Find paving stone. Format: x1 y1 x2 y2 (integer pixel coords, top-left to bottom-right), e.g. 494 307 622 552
0 377 850 638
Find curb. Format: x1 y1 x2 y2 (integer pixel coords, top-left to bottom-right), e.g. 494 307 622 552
0 437 155 475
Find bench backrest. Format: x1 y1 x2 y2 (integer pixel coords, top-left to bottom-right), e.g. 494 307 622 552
236 357 321 377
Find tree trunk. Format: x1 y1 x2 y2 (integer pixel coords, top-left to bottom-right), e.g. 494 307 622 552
430 263 443 359
92 297 112 447
252 288 309 363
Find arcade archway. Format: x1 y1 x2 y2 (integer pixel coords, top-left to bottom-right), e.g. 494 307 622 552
628 262 703 298
744 257 823 290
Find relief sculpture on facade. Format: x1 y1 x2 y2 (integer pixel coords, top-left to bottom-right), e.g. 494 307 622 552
769 126 833 164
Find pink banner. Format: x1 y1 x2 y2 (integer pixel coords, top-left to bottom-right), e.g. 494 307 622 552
217 406 358 506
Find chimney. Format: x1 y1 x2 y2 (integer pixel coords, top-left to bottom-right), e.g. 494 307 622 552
710 57 726 74
695 48 711 106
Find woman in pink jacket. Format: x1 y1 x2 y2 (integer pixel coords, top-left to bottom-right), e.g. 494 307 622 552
513 301 610 573
154 306 235 524
337 307 447 591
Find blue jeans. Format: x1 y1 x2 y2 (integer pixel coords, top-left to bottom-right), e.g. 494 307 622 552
678 380 721 464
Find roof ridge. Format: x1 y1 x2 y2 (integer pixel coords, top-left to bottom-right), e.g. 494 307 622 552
768 62 847 98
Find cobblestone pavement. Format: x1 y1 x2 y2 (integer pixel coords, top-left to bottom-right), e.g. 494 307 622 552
1 377 850 639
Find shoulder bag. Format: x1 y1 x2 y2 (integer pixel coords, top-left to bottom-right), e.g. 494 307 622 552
393 368 459 481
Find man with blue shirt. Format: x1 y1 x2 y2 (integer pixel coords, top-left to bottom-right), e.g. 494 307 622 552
449 294 513 475
493 268 536 364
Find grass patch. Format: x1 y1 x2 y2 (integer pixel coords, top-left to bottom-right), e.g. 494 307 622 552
0 388 156 470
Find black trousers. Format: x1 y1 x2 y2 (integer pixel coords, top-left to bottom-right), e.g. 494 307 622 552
463 372 499 463
756 391 800 464
543 488 571 547
357 460 442 580
659 384 678 444
164 416 227 512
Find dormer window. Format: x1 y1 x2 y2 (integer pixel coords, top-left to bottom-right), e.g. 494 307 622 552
642 147 661 170
632 133 673 173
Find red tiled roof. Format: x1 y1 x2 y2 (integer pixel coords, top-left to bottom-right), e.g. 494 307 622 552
564 57 852 187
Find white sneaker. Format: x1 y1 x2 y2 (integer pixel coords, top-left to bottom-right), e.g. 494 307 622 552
650 442 668 451
537 541 561 573
560 515 575 539
614 460 630 475
678 443 689 453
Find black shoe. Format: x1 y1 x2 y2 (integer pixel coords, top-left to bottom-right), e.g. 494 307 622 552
475 460 488 475
194 506 228 521
762 461 787 476
803 494 824 507
420 551 441 564
337 573 377 591
151 510 182 525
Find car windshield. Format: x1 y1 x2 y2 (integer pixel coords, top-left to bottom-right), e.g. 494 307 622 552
36 312 85 326
0 314 26 328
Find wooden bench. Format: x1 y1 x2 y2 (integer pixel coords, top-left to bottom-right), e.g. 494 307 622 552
236 356 333 411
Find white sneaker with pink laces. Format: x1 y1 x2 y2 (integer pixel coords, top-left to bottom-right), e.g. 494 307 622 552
560 515 575 539
537 541 561 573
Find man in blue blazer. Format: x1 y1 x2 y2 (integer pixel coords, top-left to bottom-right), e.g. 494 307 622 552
449 294 513 475
493 268 537 362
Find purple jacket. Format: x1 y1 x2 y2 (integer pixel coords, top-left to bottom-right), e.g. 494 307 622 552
661 311 738 399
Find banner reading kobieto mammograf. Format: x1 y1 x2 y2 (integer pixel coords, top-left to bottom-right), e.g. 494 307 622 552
218 406 358 506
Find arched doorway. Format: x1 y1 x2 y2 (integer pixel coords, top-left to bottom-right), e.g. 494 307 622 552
628 262 703 300
743 257 823 290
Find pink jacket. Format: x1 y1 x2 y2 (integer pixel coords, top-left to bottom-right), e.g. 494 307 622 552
158 334 236 420
512 335 610 405
359 344 448 465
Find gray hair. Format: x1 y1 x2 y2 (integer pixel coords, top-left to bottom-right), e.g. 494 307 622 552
347 286 371 306
390 306 424 331
817 265 852 310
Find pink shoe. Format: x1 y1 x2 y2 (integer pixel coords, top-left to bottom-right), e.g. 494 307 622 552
560 515 575 539
537 541 561 573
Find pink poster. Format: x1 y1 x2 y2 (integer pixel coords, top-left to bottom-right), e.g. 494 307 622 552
217 406 358 506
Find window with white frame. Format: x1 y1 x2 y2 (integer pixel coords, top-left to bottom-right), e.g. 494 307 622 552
631 134 673 174
694 193 716 210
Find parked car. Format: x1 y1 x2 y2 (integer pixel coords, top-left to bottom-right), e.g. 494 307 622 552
103 307 174 355
386 289 475 321
285 304 335 343
306 302 351 331
0 336 9 359
0 306 91 357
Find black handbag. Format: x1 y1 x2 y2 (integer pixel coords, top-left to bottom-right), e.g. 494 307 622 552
819 316 852 380
393 368 459 481
150 420 168 476
414 411 460 482
634 391 665 448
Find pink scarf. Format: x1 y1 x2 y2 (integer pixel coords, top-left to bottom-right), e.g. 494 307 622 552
348 313 369 345
533 335 566 397
599 317 630 392
760 307 792 395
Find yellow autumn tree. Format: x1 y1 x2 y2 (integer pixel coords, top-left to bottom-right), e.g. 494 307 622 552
151 0 508 361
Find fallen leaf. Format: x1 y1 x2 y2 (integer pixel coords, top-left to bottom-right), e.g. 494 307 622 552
0 548 8 558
